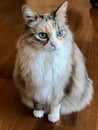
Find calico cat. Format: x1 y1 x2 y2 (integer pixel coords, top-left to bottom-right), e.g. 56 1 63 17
13 1 93 123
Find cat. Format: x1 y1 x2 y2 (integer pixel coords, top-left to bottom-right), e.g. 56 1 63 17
13 1 93 123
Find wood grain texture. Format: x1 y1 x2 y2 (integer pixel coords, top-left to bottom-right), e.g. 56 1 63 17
0 0 98 129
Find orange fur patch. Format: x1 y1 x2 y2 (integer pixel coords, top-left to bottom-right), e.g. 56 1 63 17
45 21 53 34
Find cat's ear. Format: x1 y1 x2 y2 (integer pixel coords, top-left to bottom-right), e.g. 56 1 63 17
55 1 68 19
22 5 39 27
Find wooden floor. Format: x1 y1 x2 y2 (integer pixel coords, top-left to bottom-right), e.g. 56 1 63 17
0 0 98 129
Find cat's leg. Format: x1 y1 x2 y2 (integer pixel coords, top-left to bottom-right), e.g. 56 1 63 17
48 104 61 123
48 87 64 123
33 101 44 118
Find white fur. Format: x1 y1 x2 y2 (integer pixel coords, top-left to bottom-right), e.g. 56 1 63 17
33 110 44 118
48 105 61 123
28 40 72 104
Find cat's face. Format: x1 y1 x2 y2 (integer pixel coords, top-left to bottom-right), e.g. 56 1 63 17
22 2 69 52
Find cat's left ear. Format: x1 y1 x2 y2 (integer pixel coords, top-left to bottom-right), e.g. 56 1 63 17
55 1 68 19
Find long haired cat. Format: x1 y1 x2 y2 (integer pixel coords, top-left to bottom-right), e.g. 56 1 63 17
13 1 93 123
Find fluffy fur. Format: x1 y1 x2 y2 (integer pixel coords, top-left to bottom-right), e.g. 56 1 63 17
13 1 93 123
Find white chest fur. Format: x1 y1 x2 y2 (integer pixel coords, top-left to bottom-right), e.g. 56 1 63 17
27 46 72 103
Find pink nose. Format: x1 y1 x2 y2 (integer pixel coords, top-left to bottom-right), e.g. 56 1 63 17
51 43 57 48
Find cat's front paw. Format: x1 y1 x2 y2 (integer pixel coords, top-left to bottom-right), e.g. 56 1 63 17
33 110 44 118
48 113 60 123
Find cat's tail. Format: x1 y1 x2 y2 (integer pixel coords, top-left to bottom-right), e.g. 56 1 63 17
61 77 93 115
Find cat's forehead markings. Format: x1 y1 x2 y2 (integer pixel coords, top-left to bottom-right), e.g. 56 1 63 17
45 20 53 33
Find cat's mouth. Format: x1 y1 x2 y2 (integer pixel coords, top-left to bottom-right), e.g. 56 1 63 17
50 46 57 51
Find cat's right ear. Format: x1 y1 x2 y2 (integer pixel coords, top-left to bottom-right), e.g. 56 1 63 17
22 5 39 27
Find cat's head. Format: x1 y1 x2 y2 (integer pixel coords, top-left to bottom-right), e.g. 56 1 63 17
22 1 72 52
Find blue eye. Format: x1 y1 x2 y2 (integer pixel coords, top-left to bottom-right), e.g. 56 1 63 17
57 30 63 37
38 32 47 39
